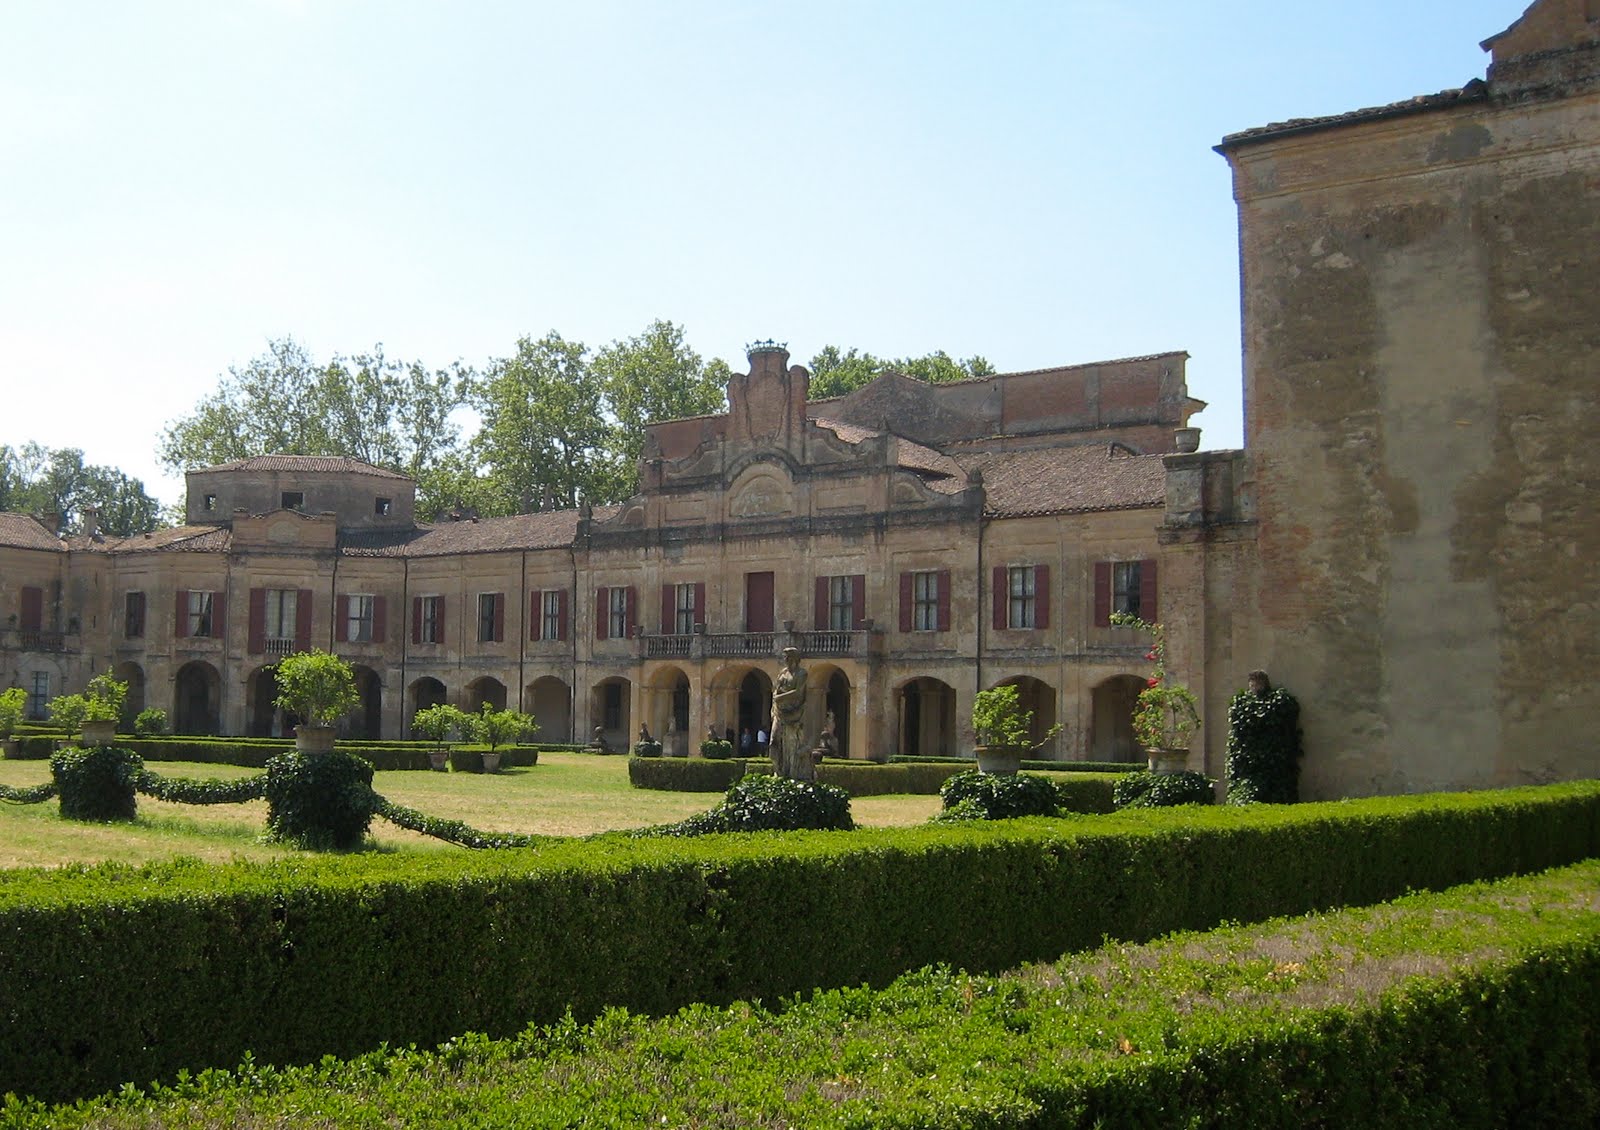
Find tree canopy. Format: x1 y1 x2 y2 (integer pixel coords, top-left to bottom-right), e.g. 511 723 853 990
0 443 161 536
806 346 995 400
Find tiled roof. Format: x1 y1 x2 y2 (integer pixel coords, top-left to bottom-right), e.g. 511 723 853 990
191 454 412 480
1217 81 1488 151
976 445 1166 517
811 418 964 480
0 512 64 551
66 525 231 554
341 507 620 557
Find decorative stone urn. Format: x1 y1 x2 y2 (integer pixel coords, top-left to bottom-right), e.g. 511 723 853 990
428 749 450 772
80 719 117 747
294 725 337 755
975 745 1024 775
480 750 502 773
1146 748 1189 774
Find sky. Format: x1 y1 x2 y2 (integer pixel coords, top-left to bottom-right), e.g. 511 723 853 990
1 0 1525 508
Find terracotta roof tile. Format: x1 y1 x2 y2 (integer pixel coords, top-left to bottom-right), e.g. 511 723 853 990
0 512 64 551
977 445 1166 517
1218 81 1488 151
341 506 620 557
811 417 964 480
67 525 231 554
192 454 411 480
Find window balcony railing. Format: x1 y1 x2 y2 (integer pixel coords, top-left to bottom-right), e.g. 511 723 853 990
264 637 296 656
8 629 68 653
639 628 872 663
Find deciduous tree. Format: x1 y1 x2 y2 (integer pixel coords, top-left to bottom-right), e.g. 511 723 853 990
807 346 995 400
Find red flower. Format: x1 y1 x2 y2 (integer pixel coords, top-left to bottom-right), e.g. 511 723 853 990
1147 677 1161 688
1144 650 1159 661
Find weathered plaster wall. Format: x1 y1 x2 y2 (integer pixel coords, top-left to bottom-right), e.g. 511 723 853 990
1225 71 1600 795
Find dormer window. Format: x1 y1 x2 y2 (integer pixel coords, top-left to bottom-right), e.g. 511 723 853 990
375 497 391 516
281 491 304 510
203 493 217 511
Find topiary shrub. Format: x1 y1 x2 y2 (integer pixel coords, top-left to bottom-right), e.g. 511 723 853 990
652 775 854 836
1226 680 1304 804
50 745 142 822
634 740 663 758
937 770 1061 820
1113 770 1216 810
133 708 169 738
700 738 734 760
263 749 378 850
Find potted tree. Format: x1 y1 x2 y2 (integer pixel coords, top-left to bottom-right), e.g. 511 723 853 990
274 650 361 754
971 683 1061 775
413 703 464 770
1113 612 1201 772
49 675 127 747
464 703 536 772
0 686 28 757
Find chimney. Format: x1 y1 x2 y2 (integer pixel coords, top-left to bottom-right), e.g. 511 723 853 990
82 507 100 539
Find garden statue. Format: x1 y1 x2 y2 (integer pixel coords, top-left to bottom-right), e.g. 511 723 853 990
590 725 611 754
812 709 839 761
769 647 813 781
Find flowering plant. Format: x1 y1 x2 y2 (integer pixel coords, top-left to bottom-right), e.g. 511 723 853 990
1111 612 1200 751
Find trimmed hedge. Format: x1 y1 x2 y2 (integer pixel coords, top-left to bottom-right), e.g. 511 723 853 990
628 754 746 792
630 758 1123 801
5 734 59 760
1 782 1597 1103
14 862 1598 1128
890 753 1141 774
50 745 141 822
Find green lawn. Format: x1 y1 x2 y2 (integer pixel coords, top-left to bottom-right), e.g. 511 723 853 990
0 752 943 869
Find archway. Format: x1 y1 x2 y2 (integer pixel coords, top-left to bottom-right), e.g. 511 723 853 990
112 662 145 729
526 676 571 743
803 663 852 760
173 661 222 736
646 666 691 755
1091 675 1146 762
897 677 956 757
737 668 772 753
991 675 1059 758
409 677 448 725
246 665 283 736
590 677 631 751
465 677 506 713
349 666 382 739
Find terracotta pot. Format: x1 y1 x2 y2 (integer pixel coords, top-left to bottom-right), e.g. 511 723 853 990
294 725 337 754
80 719 117 747
975 745 1024 775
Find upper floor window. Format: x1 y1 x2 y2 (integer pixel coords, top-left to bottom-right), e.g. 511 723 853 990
1095 559 1158 626
343 595 375 643
414 595 443 644
187 590 216 637
264 589 297 652
375 497 391 516
478 593 505 643
281 491 304 510
1113 562 1142 618
993 564 1050 631
674 583 697 635
1008 566 1036 629
202 493 217 512
815 574 865 631
898 569 950 633
660 582 704 636
124 591 146 639
608 587 629 639
530 589 567 642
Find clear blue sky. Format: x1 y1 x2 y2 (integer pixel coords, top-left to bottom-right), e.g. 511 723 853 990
1 0 1523 507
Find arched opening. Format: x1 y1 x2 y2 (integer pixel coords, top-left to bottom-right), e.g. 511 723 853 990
647 666 691 755
246 665 283 736
112 662 145 729
738 668 772 753
1091 675 1146 762
897 677 956 757
526 676 571 743
173 661 222 736
409 677 448 727
824 669 852 759
590 676 631 752
465 677 506 714
349 666 382 739
990 675 1059 758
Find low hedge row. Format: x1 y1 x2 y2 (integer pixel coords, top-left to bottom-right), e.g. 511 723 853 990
3 735 59 759
889 754 1142 774
2 781 1597 1103
16 861 1597 1128
628 754 746 792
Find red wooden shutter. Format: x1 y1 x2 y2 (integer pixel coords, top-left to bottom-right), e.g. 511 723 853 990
557 589 569 641
625 586 637 638
492 593 505 642
1094 562 1111 627
412 596 422 645
212 591 227 640
335 595 350 643
693 582 706 629
851 574 866 630
1141 559 1158 622
898 572 913 632
175 589 190 639
529 590 543 641
294 589 312 649
595 586 609 640
993 564 1008 630
248 588 265 652
660 584 673 633
19 586 43 632
814 576 829 631
936 570 952 632
372 596 387 643
1034 564 1050 630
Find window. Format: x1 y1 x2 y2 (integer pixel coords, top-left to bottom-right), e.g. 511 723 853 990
281 491 304 510
124 591 145 638
993 564 1050 630
608 587 630 639
478 593 505 643
264 589 297 652
827 575 857 630
415 595 443 644
202 493 217 512
542 591 562 641
1094 559 1157 626
374 497 391 516
344 595 375 643
913 572 940 631
28 672 49 720
674 583 697 635
187 591 215 637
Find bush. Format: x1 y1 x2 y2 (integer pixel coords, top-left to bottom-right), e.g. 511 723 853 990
653 775 855 835
629 755 745 793
633 739 663 758
274 650 361 728
938 770 1061 820
1227 685 1304 804
1113 769 1216 809
0 686 27 739
464 704 537 751
132 708 169 738
50 745 142 821
263 749 378 850
699 738 734 760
